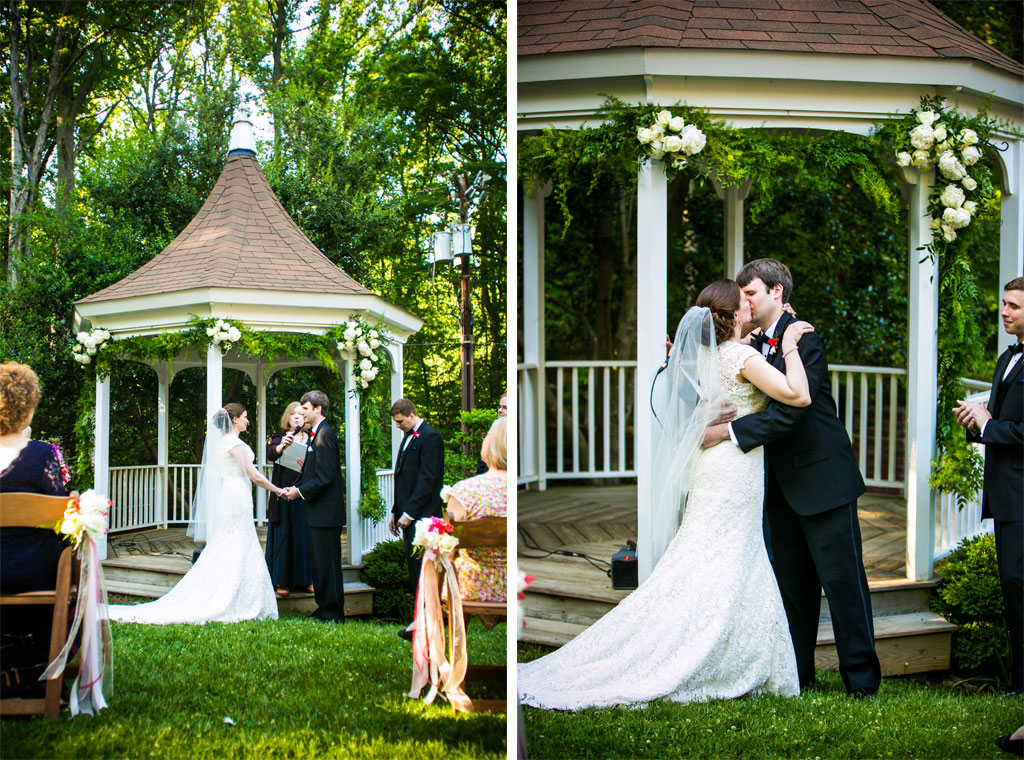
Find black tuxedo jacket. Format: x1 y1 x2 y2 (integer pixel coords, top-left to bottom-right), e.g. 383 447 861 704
294 420 346 528
392 422 445 523
967 345 1023 522
731 312 866 515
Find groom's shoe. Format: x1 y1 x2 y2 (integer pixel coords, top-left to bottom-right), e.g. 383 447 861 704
849 687 876 700
996 736 1024 757
397 627 413 642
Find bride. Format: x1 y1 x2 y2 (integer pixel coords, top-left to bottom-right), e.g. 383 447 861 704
109 403 281 624
519 280 814 710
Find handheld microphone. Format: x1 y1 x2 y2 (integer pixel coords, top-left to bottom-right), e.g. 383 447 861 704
292 425 302 434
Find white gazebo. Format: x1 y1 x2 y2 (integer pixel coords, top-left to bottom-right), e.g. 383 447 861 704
517 0 1024 582
73 118 422 564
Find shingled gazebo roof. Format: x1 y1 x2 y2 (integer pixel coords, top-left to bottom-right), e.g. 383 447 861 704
519 0 1023 77
79 144 370 305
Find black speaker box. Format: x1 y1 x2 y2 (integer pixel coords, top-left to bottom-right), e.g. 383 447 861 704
611 544 638 590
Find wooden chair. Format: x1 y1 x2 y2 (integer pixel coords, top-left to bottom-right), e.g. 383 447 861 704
449 516 507 713
0 492 79 718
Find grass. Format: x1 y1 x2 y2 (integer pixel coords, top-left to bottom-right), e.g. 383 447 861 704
518 643 1024 759
1 616 506 759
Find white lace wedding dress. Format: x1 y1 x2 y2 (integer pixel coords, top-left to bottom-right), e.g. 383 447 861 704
109 435 278 624
518 341 799 710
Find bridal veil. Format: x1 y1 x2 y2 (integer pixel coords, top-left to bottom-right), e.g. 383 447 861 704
187 408 232 543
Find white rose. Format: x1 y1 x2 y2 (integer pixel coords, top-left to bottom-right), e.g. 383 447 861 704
206 327 215 337
438 533 459 556
909 123 935 150
656 110 672 127
896 152 912 167
932 124 947 142
917 110 937 126
80 355 91 365
680 125 707 156
650 149 665 160
357 341 371 357
369 330 378 338
81 510 106 536
939 183 965 209
227 327 241 342
959 128 978 145
663 135 683 153
370 353 378 361
99 330 110 340
343 328 357 341
359 358 373 371
942 206 971 229
961 175 977 191
962 200 978 215
929 217 942 230
76 332 89 343
935 140 951 153
649 124 664 140
668 116 686 133
937 151 966 181
73 344 82 353
960 145 981 166
360 369 376 381
940 224 957 242
637 127 652 144
86 346 97 356
911 150 934 170
440 485 453 503
369 338 380 349
413 518 430 546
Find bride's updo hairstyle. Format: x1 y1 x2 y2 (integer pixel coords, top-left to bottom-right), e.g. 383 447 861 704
223 403 246 423
695 280 742 345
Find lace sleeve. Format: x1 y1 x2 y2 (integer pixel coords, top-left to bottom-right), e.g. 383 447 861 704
720 342 760 377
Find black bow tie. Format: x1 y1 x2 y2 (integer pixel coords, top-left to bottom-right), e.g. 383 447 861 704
1008 343 1024 356
754 331 776 348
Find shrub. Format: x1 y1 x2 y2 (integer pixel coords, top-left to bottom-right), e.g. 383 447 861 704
360 539 413 623
443 408 499 483
930 533 1012 681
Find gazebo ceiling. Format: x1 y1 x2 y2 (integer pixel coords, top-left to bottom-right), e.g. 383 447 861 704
74 120 421 340
519 0 1022 77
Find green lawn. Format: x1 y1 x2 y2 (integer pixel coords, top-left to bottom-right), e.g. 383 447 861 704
518 644 1024 759
1 616 506 759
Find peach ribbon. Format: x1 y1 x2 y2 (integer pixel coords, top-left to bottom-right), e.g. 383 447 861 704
408 549 471 712
41 537 113 716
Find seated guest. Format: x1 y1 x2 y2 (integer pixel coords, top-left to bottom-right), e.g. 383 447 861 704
447 417 507 603
0 362 68 698
475 392 508 475
265 402 314 597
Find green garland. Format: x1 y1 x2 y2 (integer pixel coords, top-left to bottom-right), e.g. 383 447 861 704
521 95 1017 504
72 315 395 522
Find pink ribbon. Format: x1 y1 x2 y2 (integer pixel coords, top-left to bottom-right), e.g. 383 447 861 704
408 549 471 712
41 537 113 716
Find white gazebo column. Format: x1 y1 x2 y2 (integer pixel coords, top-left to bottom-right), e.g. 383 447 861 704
903 167 938 581
255 360 267 524
345 362 363 564
999 139 1023 332
93 374 110 559
522 181 550 489
636 160 668 583
155 364 170 528
389 343 404 463
712 177 754 278
206 345 223 440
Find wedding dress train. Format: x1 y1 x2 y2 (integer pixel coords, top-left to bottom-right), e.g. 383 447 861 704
518 340 799 710
109 434 278 624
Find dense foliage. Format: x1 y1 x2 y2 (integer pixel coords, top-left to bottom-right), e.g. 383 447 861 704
931 533 1013 684
361 539 414 622
1 1 506 495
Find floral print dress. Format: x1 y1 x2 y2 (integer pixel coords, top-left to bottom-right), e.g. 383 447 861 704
450 470 507 602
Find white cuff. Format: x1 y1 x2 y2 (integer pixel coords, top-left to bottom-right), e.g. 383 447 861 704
401 512 413 522
727 422 739 447
979 419 989 438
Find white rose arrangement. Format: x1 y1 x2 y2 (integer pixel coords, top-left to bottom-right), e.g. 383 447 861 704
637 109 707 169
895 105 989 243
58 489 110 549
335 317 390 389
411 516 460 568
72 328 111 366
206 319 243 352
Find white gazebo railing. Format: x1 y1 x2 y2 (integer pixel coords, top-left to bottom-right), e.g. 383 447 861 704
108 465 397 560
518 361 993 559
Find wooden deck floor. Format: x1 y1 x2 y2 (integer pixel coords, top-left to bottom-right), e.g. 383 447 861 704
106 526 352 563
518 485 907 602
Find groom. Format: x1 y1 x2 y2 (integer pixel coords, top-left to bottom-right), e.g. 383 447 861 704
283 390 346 623
704 258 881 697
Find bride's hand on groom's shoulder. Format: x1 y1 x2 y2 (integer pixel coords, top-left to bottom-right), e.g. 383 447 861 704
782 320 814 351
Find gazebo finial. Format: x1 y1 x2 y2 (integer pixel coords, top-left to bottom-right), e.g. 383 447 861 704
228 111 256 156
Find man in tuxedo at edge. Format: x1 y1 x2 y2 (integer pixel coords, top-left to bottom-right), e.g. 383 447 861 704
703 258 881 698
954 276 1024 692
388 398 444 640
283 390 346 623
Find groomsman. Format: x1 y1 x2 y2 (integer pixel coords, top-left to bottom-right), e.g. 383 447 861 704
388 399 445 596
954 276 1024 692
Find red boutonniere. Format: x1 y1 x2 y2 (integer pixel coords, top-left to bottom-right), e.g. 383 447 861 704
412 430 420 439
309 429 316 441
765 338 777 349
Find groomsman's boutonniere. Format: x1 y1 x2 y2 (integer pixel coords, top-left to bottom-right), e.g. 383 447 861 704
412 430 420 440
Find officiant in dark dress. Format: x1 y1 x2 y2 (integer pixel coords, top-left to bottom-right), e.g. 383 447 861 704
265 402 313 597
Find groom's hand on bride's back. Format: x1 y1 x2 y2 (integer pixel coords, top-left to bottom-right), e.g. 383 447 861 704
701 423 731 449
710 400 736 426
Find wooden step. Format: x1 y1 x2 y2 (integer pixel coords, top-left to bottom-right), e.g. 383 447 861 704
106 579 374 617
520 616 588 648
102 555 365 585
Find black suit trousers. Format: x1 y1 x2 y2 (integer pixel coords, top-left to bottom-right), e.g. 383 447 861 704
401 522 422 594
766 477 881 693
307 525 345 621
995 519 1024 691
